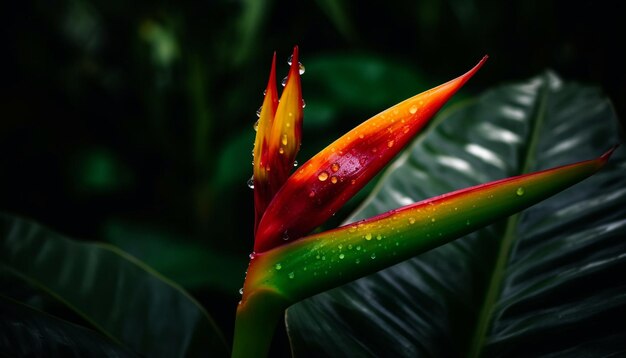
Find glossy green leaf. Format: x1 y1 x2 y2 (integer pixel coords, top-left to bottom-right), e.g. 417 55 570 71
0 214 229 358
0 295 137 357
104 220 246 291
286 72 626 356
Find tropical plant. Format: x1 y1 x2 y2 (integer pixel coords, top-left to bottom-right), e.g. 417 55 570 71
1 47 624 357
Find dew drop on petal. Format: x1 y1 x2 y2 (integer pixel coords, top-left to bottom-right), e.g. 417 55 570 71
331 163 340 172
365 233 372 241
281 76 288 87
387 140 395 148
293 160 298 167
339 253 345 259
409 105 418 114
239 288 243 295
376 234 383 241
330 176 338 184
302 99 306 108
370 253 376 259
247 176 254 189
355 258 360 264
256 106 262 118
409 217 415 224
288 272 295 279
281 134 288 146
516 187 525 196
318 171 329 181
275 263 282 270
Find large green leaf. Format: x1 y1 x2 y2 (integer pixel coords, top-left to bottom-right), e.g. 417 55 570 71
286 72 626 356
0 295 137 357
0 214 229 357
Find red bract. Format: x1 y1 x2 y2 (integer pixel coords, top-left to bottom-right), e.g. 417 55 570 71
254 55 487 252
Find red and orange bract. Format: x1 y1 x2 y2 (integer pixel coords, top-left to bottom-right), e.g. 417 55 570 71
253 47 303 232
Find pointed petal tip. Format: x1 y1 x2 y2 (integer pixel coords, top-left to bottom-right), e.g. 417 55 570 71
600 145 620 162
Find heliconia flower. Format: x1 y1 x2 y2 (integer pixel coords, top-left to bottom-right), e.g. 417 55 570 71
252 47 303 231
254 55 488 252
233 49 616 358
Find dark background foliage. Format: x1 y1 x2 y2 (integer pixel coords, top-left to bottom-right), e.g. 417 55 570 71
2 0 625 351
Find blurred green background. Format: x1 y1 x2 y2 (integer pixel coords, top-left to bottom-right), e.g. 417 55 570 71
3 0 625 345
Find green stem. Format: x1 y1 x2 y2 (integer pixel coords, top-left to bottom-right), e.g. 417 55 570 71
232 289 288 358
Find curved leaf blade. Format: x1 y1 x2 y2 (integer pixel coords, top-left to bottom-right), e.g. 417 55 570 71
285 72 626 356
0 295 138 357
0 214 229 358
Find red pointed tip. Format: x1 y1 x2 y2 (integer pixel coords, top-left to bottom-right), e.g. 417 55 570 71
600 145 620 162
289 46 300 78
269 52 277 87
462 55 488 81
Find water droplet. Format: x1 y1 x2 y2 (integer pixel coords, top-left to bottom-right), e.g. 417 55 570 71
253 120 259 132
376 234 383 241
348 244 353 250
321 255 326 261
287 54 293 65
263 89 267 96
351 179 356 185
356 245 361 251
339 253 345 259
293 160 298 167
275 263 282 270
330 176 338 184
408 217 416 224
431 218 436 222
281 76 288 87
349 226 357 233
288 272 295 279
318 171 329 181
249 252 256 259
466 219 471 226
365 233 372 241
279 147 284 154
256 106 262 117
247 176 254 189
516 187 525 196
331 163 340 172
282 231 290 241
299 63 305 75
309 190 315 198
370 253 376 259
387 140 395 148
239 288 244 295
301 99 306 108
409 105 418 114
355 258 361 264
338 244 343 250
281 134 288 145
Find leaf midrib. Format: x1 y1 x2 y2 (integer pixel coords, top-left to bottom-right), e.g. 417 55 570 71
467 76 549 358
